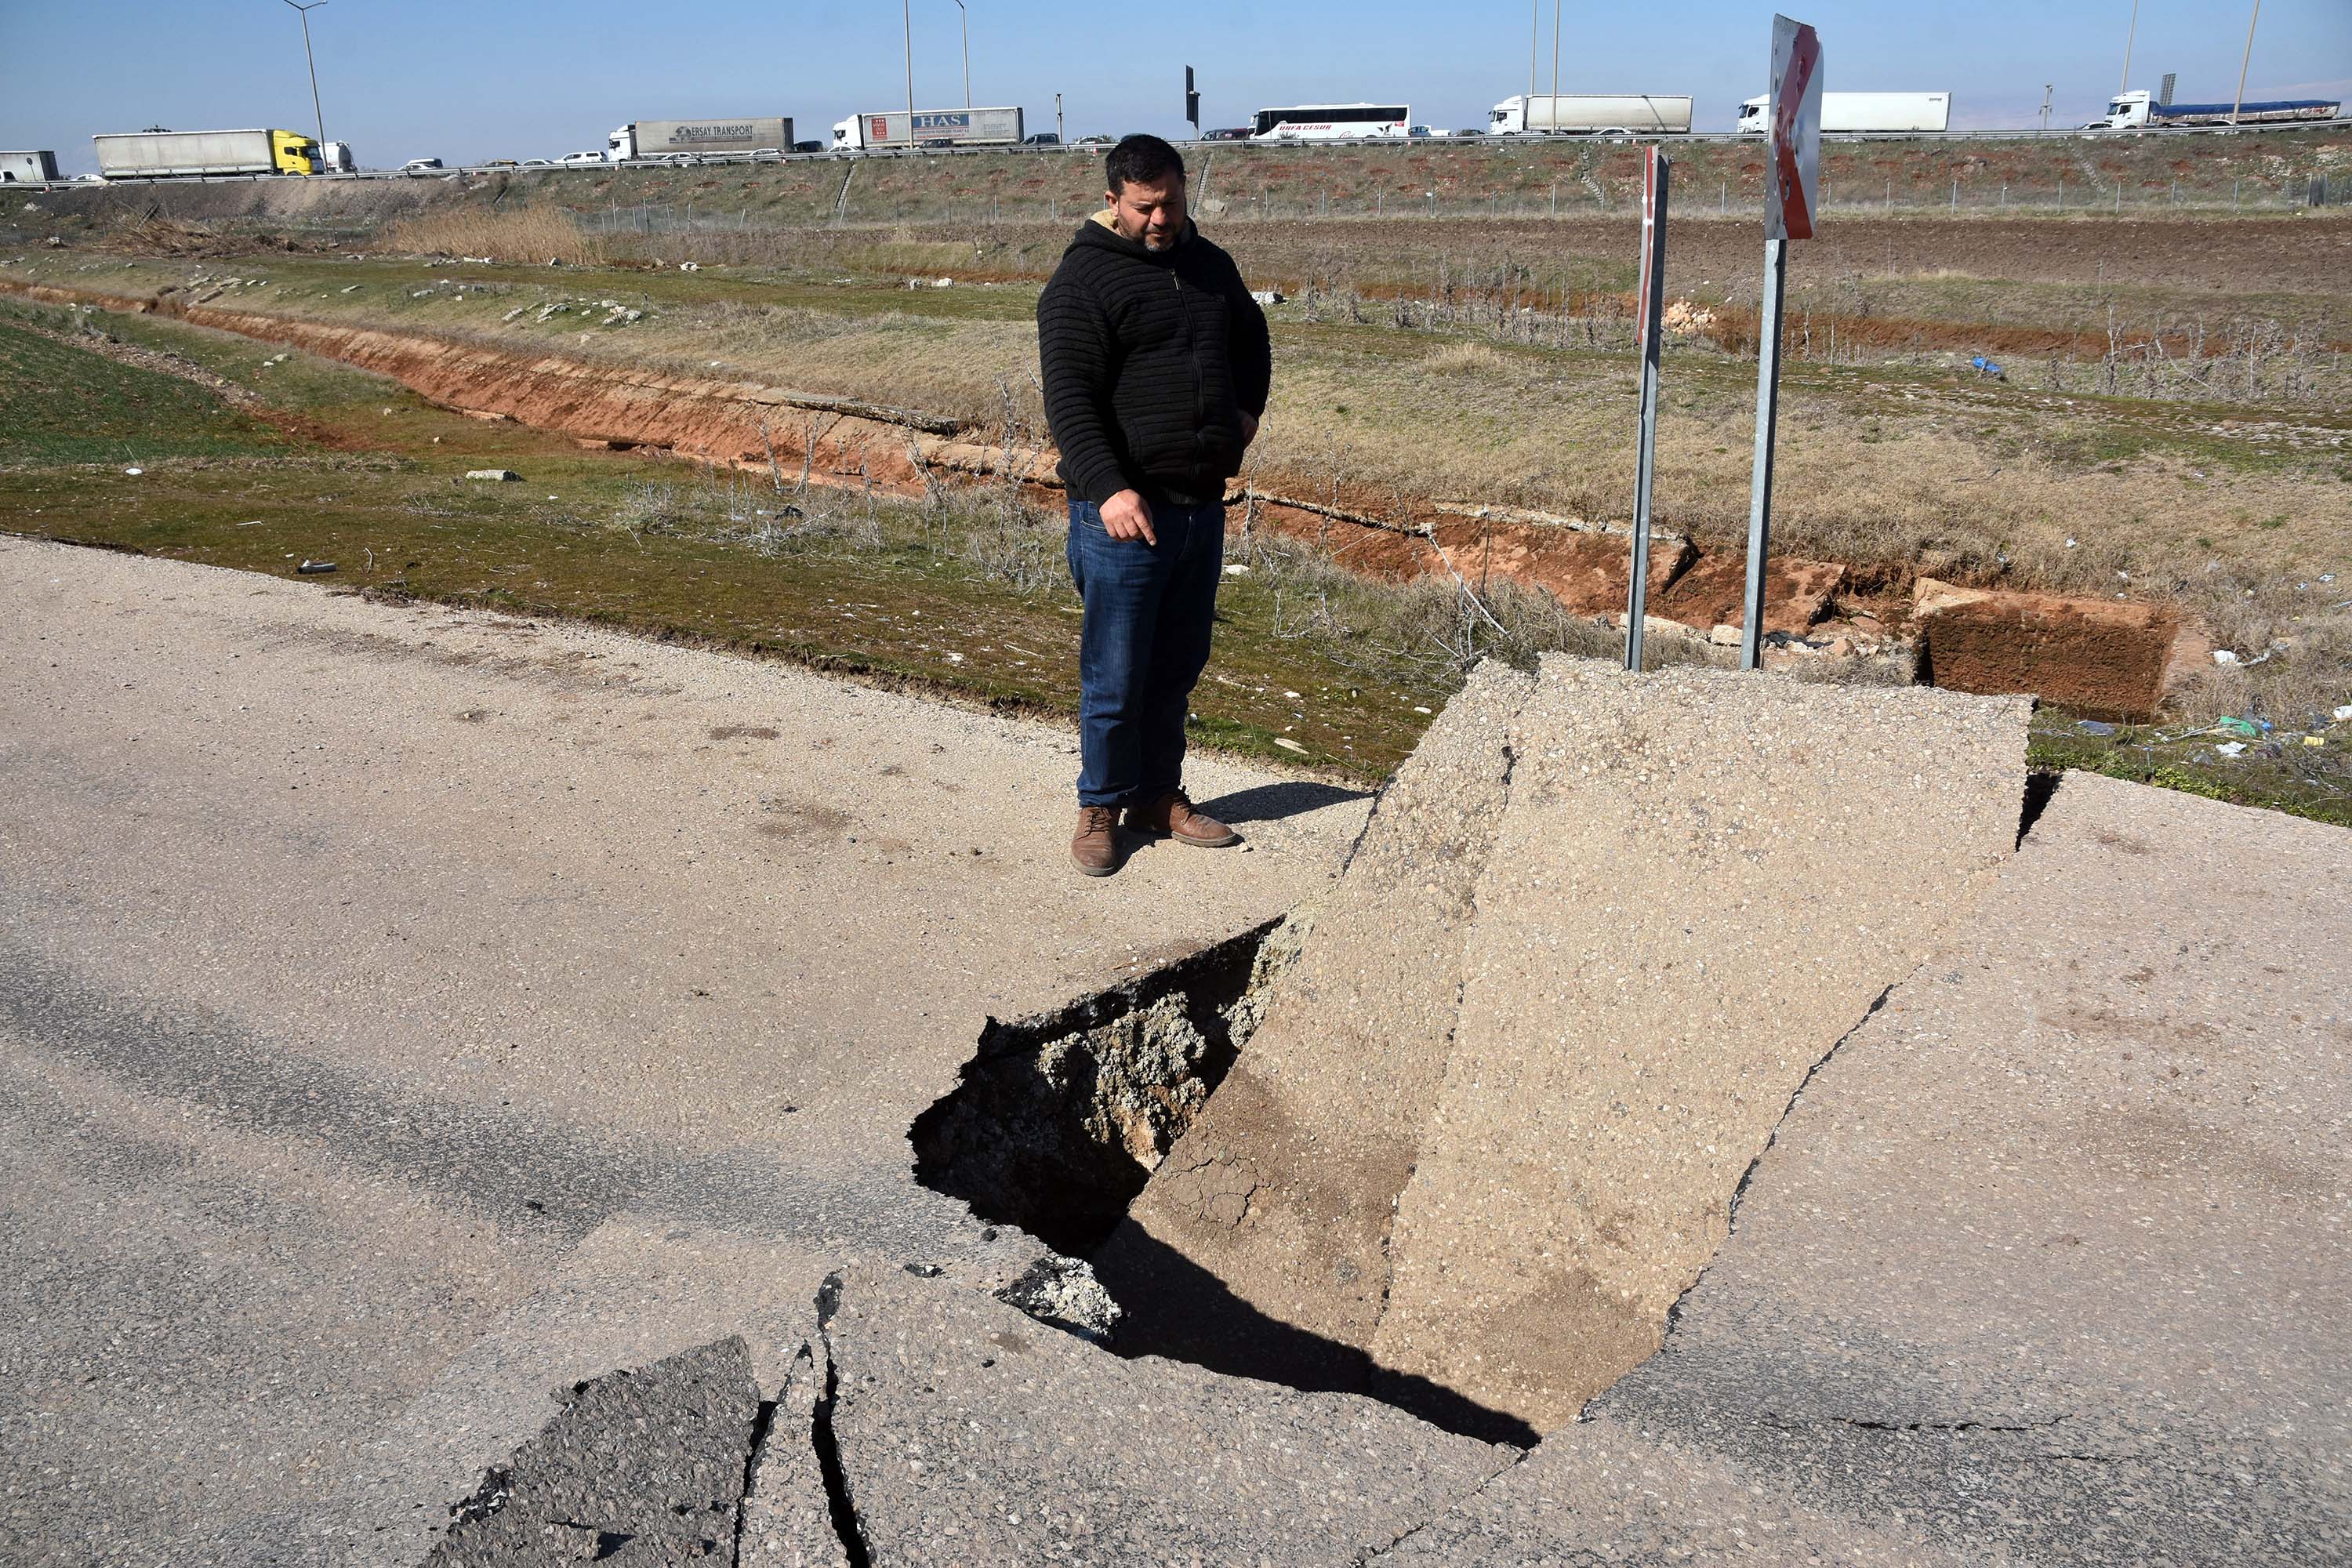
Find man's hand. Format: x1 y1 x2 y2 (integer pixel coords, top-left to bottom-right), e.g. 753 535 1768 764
1239 410 1260 447
1101 488 1156 546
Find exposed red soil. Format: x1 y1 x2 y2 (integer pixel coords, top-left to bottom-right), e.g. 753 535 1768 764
1911 579 2180 721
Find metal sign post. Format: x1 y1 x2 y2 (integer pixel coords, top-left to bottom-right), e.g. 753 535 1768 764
1740 13 1822 671
1624 146 1671 672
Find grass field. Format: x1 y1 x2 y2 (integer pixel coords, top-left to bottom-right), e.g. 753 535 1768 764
2 296 2344 823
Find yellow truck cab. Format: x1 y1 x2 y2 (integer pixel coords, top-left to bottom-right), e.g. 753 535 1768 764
270 129 323 175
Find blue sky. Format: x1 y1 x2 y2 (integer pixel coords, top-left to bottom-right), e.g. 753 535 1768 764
5 1 2347 172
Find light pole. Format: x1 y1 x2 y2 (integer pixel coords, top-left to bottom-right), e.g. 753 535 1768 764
950 0 970 110
282 0 328 157
2040 84 2053 133
1528 1 1538 110
1551 0 1561 113
1055 92 1063 143
902 0 916 148
2231 0 2262 125
2119 0 2139 95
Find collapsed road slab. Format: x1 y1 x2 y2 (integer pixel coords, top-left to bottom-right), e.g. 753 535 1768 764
1102 654 2028 1436
821 1261 1515 1565
1388 770 2350 1563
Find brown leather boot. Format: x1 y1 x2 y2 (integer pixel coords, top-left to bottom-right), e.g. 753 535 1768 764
1124 791 1239 848
1071 805 1122 877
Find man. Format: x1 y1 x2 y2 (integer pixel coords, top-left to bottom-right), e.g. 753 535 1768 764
1037 134 1271 877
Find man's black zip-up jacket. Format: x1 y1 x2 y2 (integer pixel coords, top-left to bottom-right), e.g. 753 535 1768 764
1036 214 1272 508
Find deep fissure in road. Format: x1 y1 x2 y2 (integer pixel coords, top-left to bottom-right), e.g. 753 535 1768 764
907 916 1298 1257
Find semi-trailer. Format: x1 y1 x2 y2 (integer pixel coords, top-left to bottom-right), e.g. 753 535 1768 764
830 107 1025 150
2 151 61 183
606 117 793 162
93 129 321 179
1737 92 1951 134
1486 94 1694 135
2090 89 2339 130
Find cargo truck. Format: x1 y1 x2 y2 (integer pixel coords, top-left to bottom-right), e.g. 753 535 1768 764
318 140 357 172
1486 94 1694 136
1 151 62 183
606 116 793 162
830 107 1024 151
93 129 321 178
1737 92 1951 134
2089 89 2339 130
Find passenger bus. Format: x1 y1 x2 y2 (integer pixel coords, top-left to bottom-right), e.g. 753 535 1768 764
1248 103 1410 142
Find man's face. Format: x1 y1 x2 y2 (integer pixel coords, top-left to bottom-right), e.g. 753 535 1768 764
1108 174 1187 250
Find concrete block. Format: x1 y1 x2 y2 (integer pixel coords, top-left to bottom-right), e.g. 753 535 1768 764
1912 576 2182 721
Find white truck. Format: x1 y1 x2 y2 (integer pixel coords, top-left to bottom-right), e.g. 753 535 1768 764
831 107 1024 151
318 140 357 173
1737 91 1951 134
2089 89 2339 130
1 151 61 183
1486 94 1693 136
92 129 322 178
607 116 793 162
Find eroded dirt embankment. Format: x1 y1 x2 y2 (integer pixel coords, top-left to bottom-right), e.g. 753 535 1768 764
3 277 2187 715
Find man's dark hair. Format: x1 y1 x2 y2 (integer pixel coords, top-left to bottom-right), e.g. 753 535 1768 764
1105 134 1185 194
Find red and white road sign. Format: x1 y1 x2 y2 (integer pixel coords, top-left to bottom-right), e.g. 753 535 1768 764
1765 14 1823 241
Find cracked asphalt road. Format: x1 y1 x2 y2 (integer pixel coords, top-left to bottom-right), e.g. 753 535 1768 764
0 536 1370 1565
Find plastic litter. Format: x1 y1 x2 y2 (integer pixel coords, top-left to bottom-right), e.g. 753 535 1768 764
122 466 143 476
1969 355 2005 379
2215 741 2247 757
2076 720 2117 737
2216 717 2261 739
2335 705 2352 723
296 560 336 574
2303 735 2325 748
2212 649 2240 666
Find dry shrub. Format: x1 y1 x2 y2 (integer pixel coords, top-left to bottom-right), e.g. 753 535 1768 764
1421 342 1514 377
380 206 603 265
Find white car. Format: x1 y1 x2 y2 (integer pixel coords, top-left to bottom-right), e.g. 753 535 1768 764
399 157 445 176
560 151 607 166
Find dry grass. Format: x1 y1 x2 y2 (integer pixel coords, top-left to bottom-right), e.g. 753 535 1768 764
379 207 604 266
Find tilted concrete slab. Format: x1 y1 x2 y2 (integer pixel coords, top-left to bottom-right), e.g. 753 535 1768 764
1103 653 2027 1437
822 1261 1516 1565
1372 659 2029 1431
1094 661 1532 1401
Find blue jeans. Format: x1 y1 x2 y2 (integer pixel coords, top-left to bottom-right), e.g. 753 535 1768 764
1065 497 1227 808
